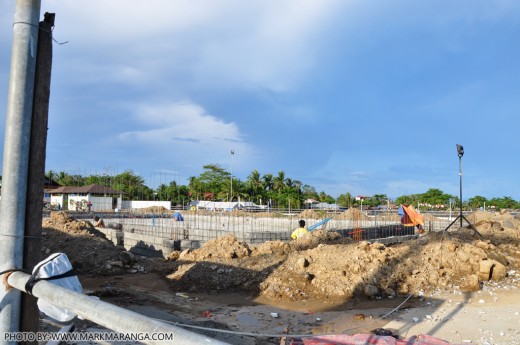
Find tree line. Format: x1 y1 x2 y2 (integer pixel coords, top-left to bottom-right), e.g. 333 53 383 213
43 165 520 210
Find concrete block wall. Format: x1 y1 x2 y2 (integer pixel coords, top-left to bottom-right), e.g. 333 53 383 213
97 227 124 246
123 231 178 258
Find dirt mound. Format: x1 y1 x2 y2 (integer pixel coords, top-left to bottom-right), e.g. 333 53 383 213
289 229 352 251
42 212 125 275
466 210 493 224
472 213 520 243
259 229 520 302
335 208 370 221
183 234 252 261
134 206 172 214
43 211 104 237
253 240 291 256
299 209 324 219
164 215 520 302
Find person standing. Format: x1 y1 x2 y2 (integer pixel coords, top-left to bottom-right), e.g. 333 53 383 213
291 219 308 239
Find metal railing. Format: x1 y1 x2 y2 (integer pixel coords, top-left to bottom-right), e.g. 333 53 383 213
4 271 230 345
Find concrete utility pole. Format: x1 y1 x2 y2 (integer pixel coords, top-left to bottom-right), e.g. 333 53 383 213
22 11 55 337
0 0 41 340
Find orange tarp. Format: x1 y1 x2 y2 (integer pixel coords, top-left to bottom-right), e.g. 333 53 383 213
400 204 425 228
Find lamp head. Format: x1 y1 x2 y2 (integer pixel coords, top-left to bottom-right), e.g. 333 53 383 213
456 144 464 158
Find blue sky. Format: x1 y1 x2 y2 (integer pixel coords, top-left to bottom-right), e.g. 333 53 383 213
1 0 520 200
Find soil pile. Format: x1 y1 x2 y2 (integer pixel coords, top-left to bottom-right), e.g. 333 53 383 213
335 208 370 221
466 210 494 224
134 206 171 214
164 216 520 303
259 228 520 302
42 212 126 275
467 211 520 244
299 209 324 219
181 234 251 260
43 211 102 236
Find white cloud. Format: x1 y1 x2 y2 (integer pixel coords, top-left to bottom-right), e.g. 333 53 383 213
45 0 344 92
120 102 240 144
117 101 258 170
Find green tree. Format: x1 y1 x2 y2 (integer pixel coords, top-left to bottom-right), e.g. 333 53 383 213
468 195 488 209
369 194 388 207
113 170 152 200
55 171 85 186
419 188 453 209
198 164 230 197
488 196 518 210
188 176 203 200
395 194 419 206
337 192 353 208
246 170 263 203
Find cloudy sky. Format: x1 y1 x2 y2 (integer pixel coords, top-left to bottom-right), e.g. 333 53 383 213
1 0 520 200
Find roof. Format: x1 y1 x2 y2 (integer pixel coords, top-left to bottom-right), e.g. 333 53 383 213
43 177 60 189
48 184 124 195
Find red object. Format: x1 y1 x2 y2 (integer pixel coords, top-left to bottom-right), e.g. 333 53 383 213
201 310 212 318
290 334 455 345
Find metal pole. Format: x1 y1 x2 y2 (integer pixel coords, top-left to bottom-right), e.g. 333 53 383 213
459 155 463 228
7 272 230 345
230 149 234 202
0 0 41 340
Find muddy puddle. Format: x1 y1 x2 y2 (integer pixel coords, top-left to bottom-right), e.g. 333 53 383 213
79 273 420 344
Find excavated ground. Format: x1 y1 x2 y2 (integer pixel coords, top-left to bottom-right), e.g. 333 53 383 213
39 210 520 344
41 210 520 302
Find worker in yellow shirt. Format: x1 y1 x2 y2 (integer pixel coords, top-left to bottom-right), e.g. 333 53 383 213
291 219 308 239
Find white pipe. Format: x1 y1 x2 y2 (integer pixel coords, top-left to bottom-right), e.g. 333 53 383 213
7 272 230 345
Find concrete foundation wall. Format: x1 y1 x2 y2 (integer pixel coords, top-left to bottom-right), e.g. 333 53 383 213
95 214 425 259
123 231 177 258
97 227 124 246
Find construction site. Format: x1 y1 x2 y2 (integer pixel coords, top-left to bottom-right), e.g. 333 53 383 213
35 208 520 344
1 2 520 345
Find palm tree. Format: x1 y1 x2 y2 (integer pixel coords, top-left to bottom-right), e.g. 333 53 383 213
261 173 274 208
247 170 263 203
45 170 57 184
272 171 286 192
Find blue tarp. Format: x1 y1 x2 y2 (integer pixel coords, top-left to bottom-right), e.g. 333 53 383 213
173 212 184 221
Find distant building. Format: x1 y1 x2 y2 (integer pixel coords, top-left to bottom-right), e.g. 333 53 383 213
311 202 344 211
48 184 124 211
190 200 262 212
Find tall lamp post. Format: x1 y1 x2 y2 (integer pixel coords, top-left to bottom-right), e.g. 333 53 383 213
457 144 463 228
444 144 481 236
230 149 234 202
